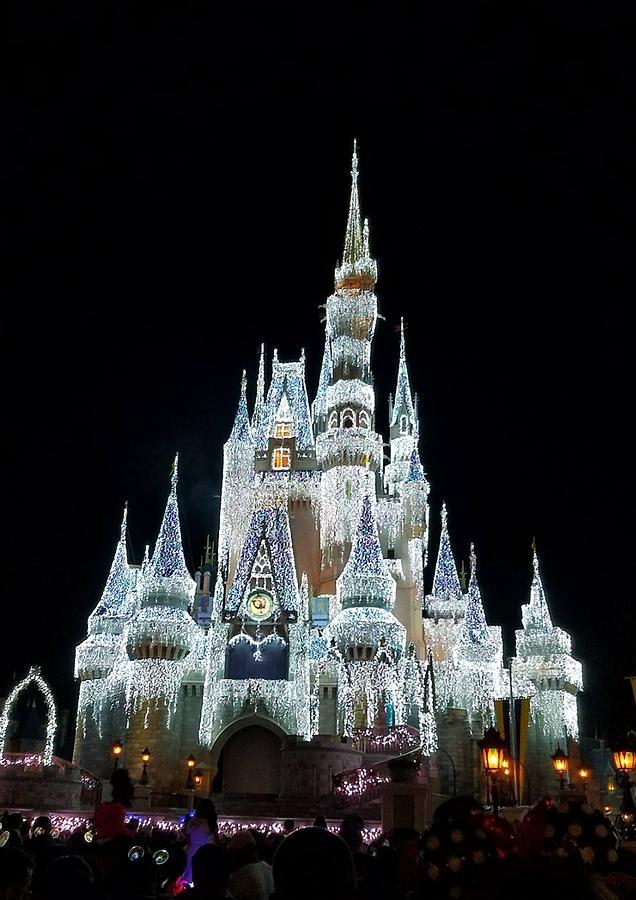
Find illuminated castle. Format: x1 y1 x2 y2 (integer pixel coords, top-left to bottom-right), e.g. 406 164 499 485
73 145 582 805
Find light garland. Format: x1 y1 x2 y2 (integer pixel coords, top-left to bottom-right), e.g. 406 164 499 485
70 144 582 798
0 667 57 766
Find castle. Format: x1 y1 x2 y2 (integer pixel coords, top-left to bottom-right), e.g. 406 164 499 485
73 145 583 808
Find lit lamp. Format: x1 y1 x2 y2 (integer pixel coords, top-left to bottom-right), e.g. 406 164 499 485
550 745 569 793
140 747 151 786
611 734 636 840
111 739 123 775
478 727 507 816
185 753 197 812
194 770 203 789
577 764 590 798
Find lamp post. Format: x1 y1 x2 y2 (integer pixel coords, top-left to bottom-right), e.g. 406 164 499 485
478 727 507 816
577 764 590 799
140 747 151 786
611 734 636 840
186 754 197 812
551 745 569 793
111 739 123 776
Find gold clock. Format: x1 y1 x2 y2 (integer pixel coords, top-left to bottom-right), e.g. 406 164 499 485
246 590 273 621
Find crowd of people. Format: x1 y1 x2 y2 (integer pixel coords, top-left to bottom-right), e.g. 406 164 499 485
1 768 635 899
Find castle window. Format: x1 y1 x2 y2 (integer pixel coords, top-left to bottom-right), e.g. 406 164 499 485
341 408 355 429
273 447 291 470
358 410 370 430
400 414 409 435
328 411 338 430
274 422 292 439
344 480 352 499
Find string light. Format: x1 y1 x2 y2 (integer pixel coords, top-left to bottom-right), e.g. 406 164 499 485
71 142 581 793
0 667 57 766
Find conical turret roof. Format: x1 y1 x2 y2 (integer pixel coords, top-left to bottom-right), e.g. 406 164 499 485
229 371 253 443
144 454 195 607
431 503 463 603
337 494 396 610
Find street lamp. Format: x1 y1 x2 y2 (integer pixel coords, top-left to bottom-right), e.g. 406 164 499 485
186 754 197 812
194 770 203 790
140 747 151 786
551 745 569 793
478 727 507 816
578 764 590 798
111 739 123 775
611 734 636 840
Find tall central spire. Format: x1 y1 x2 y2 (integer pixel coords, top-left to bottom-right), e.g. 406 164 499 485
334 141 377 289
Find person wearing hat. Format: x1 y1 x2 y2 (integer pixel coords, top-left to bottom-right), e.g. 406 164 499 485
228 829 274 900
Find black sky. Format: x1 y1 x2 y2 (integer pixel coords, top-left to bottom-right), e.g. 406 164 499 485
5 0 635 739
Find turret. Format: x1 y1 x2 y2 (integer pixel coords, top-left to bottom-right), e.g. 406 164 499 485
329 495 405 661
514 547 582 739
125 455 199 661
312 330 332 434
424 504 466 621
252 345 266 432
316 143 384 569
75 504 136 681
218 372 256 575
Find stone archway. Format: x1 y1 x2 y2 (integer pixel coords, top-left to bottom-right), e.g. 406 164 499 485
211 718 284 796
0 667 57 766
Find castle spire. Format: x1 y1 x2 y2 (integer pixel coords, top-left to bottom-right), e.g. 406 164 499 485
144 453 195 605
404 446 427 484
431 503 463 603
312 330 332 425
525 547 554 631
459 544 491 650
229 370 253 443
252 344 266 430
334 141 377 289
390 319 416 431
94 503 131 616
337 494 396 610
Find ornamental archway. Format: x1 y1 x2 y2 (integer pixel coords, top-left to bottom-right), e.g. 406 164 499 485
0 667 57 765
209 716 286 796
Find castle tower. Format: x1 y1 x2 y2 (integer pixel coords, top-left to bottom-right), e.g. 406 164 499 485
218 372 255 586
379 325 430 650
122 456 202 790
316 142 384 587
326 494 407 734
514 548 583 796
74 504 136 772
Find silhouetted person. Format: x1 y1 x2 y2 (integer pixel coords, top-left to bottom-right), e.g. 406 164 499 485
228 830 274 900
313 815 328 829
94 768 135 840
272 827 356 900
40 854 96 900
283 819 295 836
183 799 218 884
0 846 33 899
181 843 230 899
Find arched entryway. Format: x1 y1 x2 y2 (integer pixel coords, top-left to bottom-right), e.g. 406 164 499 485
213 723 283 796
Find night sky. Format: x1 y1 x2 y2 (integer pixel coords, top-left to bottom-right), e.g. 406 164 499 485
5 1 635 742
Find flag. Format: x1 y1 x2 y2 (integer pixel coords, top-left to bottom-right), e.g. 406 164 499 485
494 697 531 804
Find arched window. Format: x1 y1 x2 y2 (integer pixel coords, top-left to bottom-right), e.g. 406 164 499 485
399 414 409 435
341 408 355 429
328 411 338 430
358 410 370 430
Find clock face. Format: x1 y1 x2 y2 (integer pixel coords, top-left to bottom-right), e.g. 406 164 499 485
246 590 273 621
